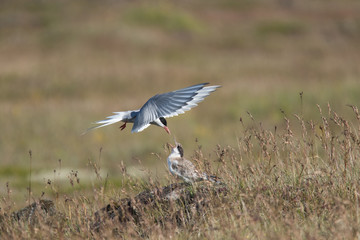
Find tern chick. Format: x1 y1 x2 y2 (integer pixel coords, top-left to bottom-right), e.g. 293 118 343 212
167 142 220 183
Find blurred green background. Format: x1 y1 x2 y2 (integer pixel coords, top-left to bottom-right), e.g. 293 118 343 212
1 0 360 202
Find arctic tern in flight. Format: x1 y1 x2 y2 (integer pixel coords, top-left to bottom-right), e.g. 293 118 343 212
85 83 220 134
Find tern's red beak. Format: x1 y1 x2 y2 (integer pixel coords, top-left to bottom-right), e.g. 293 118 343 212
164 126 171 134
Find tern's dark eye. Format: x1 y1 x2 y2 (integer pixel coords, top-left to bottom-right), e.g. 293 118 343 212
159 117 167 126
177 145 184 157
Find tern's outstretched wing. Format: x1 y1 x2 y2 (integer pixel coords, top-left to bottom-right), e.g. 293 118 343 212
131 83 221 133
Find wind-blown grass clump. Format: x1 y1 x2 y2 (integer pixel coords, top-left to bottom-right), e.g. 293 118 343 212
1 103 360 239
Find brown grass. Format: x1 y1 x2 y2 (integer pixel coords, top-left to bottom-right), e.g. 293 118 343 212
1 103 360 239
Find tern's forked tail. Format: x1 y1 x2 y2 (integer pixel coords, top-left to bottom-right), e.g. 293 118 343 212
82 110 138 135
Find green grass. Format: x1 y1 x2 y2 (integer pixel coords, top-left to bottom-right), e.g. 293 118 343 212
0 167 28 179
123 4 205 34
256 20 305 37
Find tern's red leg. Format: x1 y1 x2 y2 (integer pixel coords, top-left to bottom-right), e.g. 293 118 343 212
119 122 127 130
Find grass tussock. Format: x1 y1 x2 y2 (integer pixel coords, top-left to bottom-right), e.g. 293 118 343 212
1 103 360 239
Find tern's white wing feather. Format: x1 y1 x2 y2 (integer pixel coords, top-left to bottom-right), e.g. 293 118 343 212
133 123 151 133
83 110 139 134
131 83 220 133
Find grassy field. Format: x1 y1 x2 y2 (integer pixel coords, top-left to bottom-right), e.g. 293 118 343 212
1 0 360 238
